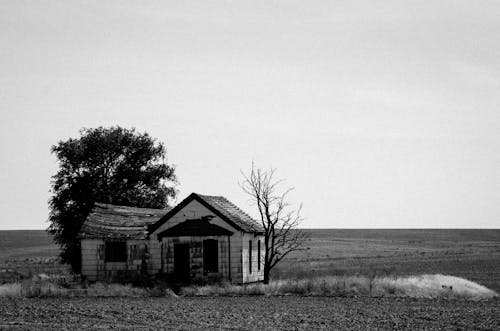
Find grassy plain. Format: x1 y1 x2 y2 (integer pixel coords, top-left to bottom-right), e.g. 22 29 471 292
275 229 500 292
1 229 499 290
0 230 69 282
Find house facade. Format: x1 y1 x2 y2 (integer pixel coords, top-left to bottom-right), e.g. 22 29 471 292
79 193 265 284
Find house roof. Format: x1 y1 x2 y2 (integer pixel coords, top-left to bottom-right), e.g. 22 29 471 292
79 203 170 240
157 217 233 238
150 193 264 234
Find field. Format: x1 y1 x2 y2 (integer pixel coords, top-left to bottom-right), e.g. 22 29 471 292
1 297 499 330
276 229 500 293
1 229 499 329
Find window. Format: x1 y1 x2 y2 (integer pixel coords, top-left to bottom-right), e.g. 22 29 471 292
257 240 261 271
203 239 218 273
105 241 127 262
130 244 147 260
249 240 252 274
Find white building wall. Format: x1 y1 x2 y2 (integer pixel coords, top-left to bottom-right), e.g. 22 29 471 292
81 238 151 281
148 239 161 274
81 239 103 281
241 233 265 283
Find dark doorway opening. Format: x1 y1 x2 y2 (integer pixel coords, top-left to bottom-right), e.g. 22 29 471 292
203 239 218 274
174 243 190 282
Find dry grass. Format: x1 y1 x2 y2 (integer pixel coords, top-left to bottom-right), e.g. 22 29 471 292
1 230 499 300
374 274 498 299
181 274 498 300
0 274 496 300
0 280 149 298
0 283 22 298
0 281 65 298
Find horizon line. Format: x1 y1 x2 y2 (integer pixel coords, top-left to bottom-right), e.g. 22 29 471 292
1 228 499 231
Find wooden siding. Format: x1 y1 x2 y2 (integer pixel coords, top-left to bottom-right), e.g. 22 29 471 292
241 233 265 283
160 234 243 283
81 239 152 281
148 239 161 274
81 239 102 281
151 200 238 236
150 199 247 283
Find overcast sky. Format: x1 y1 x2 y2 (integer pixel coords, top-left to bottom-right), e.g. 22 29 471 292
1 1 499 229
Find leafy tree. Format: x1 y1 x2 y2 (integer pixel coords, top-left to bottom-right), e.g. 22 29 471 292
48 126 177 272
241 163 308 284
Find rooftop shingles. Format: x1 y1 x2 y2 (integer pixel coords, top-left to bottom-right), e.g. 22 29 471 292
196 194 264 233
79 203 170 240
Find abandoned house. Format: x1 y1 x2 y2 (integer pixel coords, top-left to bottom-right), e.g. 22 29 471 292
79 193 265 284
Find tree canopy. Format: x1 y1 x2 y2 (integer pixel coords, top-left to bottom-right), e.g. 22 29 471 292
48 126 177 272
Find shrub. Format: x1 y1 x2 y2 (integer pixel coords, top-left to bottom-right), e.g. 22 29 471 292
0 283 22 298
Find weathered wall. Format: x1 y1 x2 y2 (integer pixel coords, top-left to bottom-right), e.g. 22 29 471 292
81 239 103 281
151 199 246 283
160 235 241 283
241 233 265 283
229 233 243 283
81 239 151 281
147 239 161 274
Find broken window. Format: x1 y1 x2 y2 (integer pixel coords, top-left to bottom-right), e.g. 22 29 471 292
203 239 218 273
257 240 261 271
129 244 146 260
249 240 252 274
105 241 127 262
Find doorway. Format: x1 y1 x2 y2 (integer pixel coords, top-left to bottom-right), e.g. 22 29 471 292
203 239 218 274
174 243 190 282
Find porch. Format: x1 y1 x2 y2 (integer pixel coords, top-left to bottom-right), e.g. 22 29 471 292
157 218 233 283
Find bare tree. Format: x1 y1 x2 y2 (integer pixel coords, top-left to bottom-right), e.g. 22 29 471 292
241 163 309 284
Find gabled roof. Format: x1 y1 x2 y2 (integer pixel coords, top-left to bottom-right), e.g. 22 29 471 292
149 193 263 234
79 203 170 240
157 217 233 238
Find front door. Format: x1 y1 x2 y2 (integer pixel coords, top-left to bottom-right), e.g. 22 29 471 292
174 244 190 282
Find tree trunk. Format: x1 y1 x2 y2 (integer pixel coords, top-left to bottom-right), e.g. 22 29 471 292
263 264 270 284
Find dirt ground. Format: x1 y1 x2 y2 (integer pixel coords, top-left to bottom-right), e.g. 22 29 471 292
1 296 499 330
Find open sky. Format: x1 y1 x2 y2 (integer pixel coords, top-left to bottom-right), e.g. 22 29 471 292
1 1 499 229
